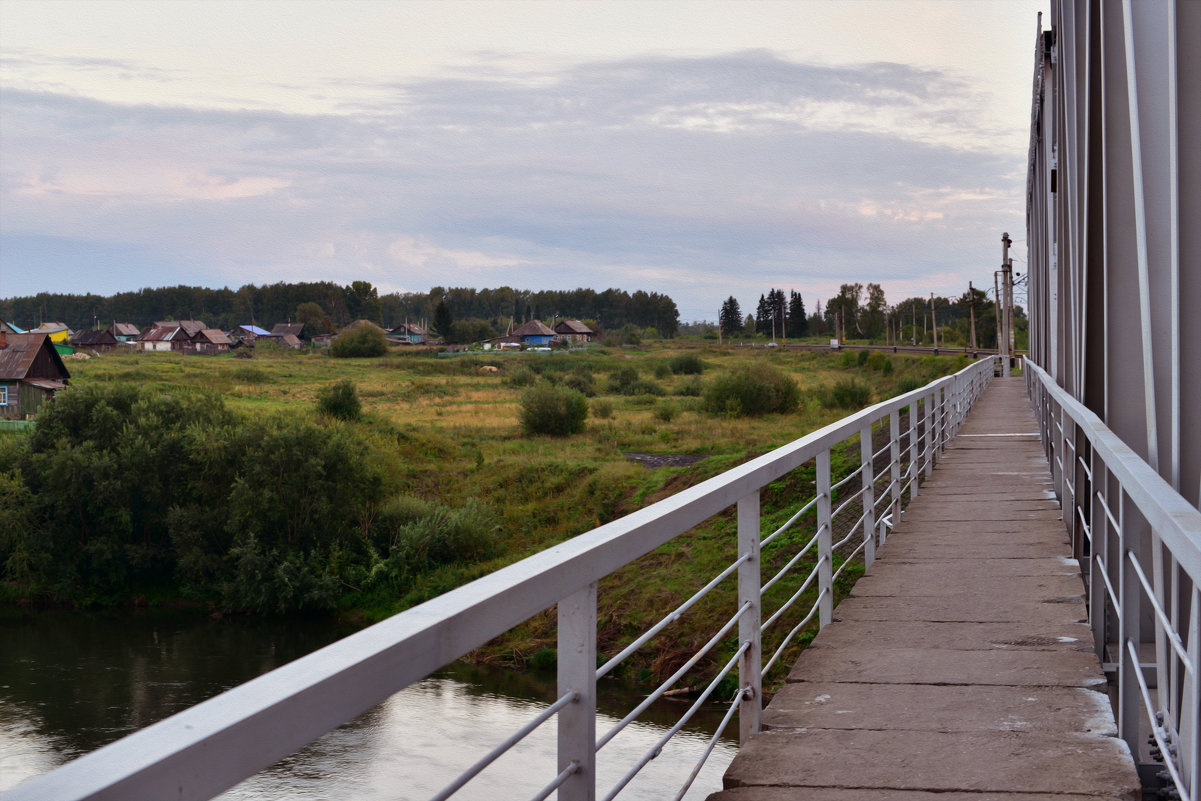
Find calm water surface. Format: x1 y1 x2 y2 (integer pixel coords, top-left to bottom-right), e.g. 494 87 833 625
0 610 736 800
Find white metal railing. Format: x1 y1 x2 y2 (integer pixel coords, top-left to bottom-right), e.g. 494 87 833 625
9 356 996 801
1026 360 1200 801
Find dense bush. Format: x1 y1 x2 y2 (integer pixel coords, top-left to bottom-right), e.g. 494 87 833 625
653 401 680 422
317 379 362 421
1 384 383 610
864 352 891 372
821 378 872 409
856 349 870 366
606 366 640 394
504 365 538 387
330 323 388 357
702 364 799 417
591 398 615 419
562 371 596 396
519 381 589 436
674 376 704 397
668 353 705 375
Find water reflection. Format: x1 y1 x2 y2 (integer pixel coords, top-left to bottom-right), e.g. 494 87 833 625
0 610 735 800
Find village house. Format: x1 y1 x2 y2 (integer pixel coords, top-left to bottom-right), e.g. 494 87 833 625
0 332 71 420
389 322 426 344
136 320 207 352
192 329 232 354
31 322 72 343
108 323 141 342
510 320 556 346
68 329 120 352
553 319 595 344
231 324 271 342
270 322 304 340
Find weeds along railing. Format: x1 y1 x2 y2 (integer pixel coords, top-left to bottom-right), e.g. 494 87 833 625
1025 360 1199 801
12 357 996 801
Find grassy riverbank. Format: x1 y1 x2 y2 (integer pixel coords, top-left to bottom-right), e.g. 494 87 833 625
2 341 967 687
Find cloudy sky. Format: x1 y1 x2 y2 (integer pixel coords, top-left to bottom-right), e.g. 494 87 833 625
0 0 1045 322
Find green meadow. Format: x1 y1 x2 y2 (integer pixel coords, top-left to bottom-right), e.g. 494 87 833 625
2 342 968 689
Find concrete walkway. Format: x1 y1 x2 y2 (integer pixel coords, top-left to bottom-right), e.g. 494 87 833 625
710 378 1141 801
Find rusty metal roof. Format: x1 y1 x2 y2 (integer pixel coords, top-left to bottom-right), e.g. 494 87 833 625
0 333 70 381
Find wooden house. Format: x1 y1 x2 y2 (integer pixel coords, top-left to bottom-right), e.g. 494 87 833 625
137 320 207 352
69 329 120 351
510 320 556 346
553 320 595 344
192 329 232 354
270 322 305 340
389 323 426 344
108 323 141 342
0 332 71 419
232 325 271 342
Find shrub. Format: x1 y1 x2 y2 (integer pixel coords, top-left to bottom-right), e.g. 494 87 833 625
563 372 596 397
668 353 705 375
865 352 891 372
653 362 671 379
606 366 640 394
504 365 538 387
675 375 703 397
838 350 858 368
653 401 680 422
330 324 388 357
856 349 870 366
628 378 666 397
821 378 872 409
520 382 589 436
591 398 614 419
702 364 799 417
317 380 361 421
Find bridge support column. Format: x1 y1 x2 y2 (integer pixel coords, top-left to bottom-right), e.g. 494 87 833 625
558 582 597 801
737 492 762 744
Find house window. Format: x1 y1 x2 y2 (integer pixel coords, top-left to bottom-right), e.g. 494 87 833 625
0 386 8 406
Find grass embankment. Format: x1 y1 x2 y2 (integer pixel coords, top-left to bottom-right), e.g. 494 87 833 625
4 342 967 689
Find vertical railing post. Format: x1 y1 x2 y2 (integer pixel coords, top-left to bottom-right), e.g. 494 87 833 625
924 391 935 479
908 398 919 501
817 449 834 626
1115 494 1142 762
889 410 901 532
737 492 761 744
859 423 876 568
558 582 597 801
1088 456 1107 664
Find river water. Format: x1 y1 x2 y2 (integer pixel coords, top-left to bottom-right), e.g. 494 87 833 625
0 609 736 800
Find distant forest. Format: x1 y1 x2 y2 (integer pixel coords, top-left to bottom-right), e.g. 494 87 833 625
0 282 681 339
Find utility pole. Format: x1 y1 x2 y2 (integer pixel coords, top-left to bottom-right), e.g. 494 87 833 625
1000 232 1012 371
968 281 978 351
929 293 937 350
911 300 917 346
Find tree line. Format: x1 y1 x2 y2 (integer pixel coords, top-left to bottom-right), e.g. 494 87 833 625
1 283 680 339
719 283 1022 349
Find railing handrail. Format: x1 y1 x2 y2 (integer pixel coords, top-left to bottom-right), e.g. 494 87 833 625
1025 358 1199 800
10 357 995 801
1024 360 1201 582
